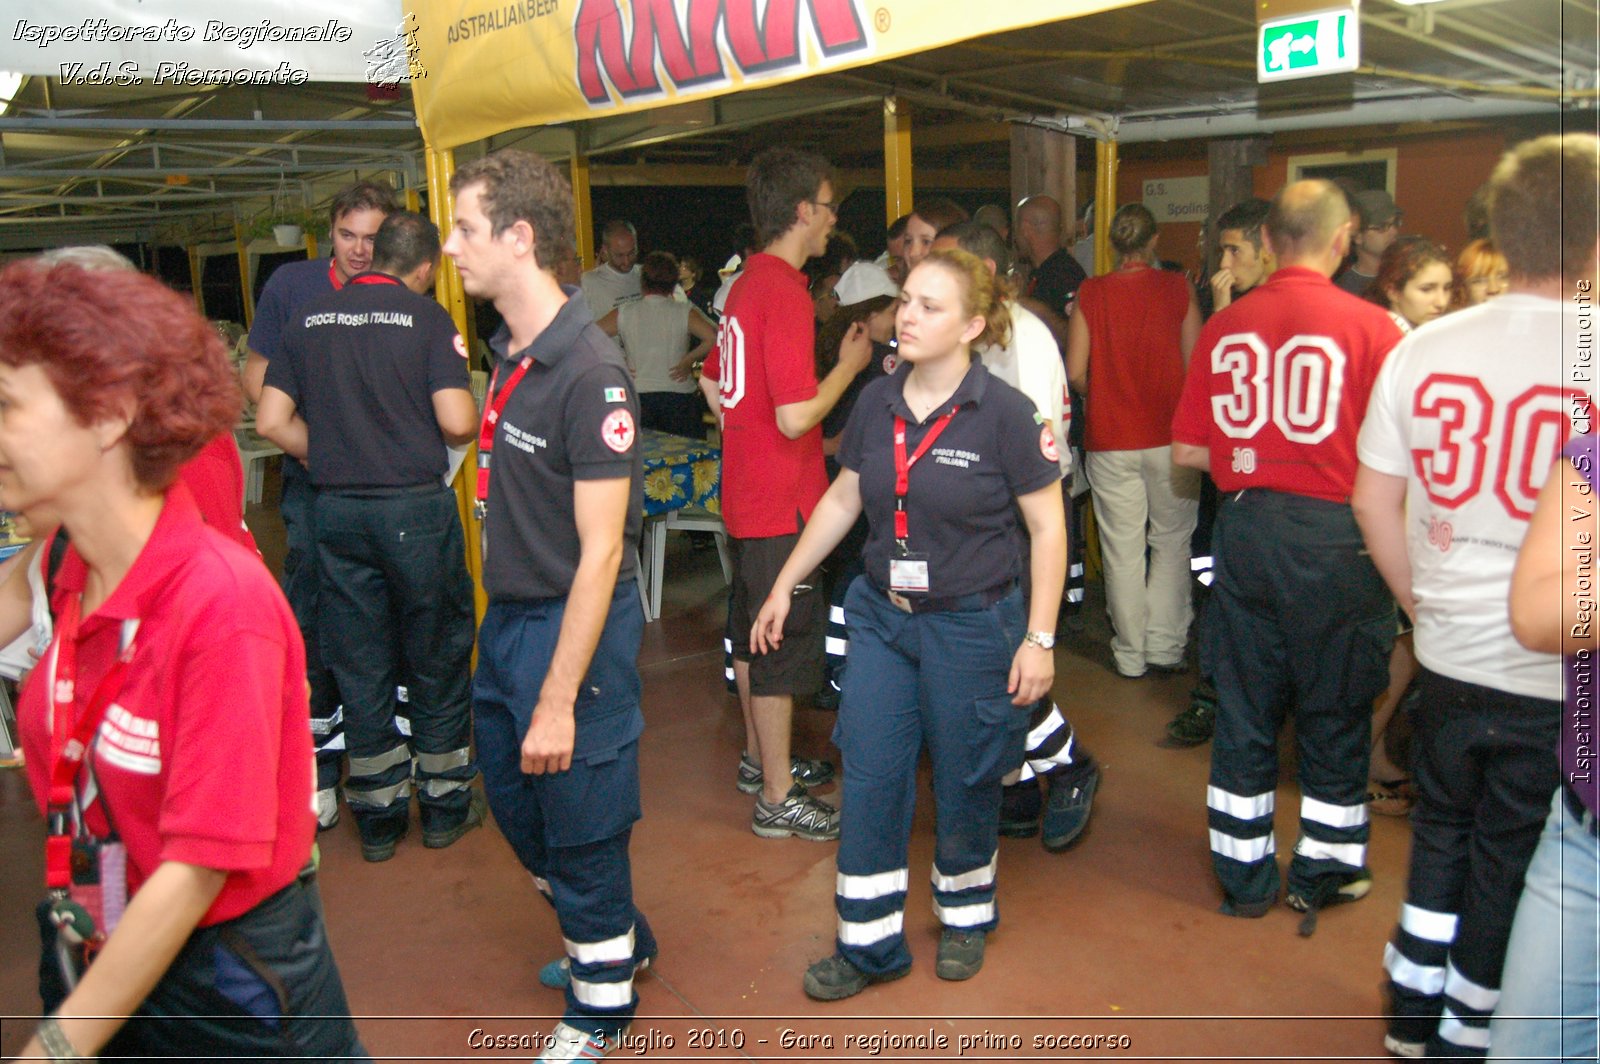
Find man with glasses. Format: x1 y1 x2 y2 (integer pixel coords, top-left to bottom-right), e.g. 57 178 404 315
1335 189 1403 296
699 147 871 841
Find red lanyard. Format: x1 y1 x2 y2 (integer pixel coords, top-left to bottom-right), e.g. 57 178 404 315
474 356 535 516
892 409 957 543
44 596 137 890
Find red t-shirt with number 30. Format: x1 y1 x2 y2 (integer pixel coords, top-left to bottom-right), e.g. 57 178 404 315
1171 266 1402 502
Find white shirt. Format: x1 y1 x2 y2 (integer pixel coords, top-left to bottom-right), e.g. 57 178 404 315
580 263 641 319
1357 294 1589 699
617 295 696 395
980 300 1072 477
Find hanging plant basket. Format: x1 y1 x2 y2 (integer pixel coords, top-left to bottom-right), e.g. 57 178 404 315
272 223 305 246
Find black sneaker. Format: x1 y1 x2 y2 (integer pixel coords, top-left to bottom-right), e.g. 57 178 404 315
813 681 841 711
935 929 986 981
802 954 909 1001
736 753 836 795
422 789 488 849
358 817 409 863
1041 766 1099 852
752 784 840 841
1287 867 1372 936
998 781 1042 838
1218 896 1276 919
1163 695 1216 748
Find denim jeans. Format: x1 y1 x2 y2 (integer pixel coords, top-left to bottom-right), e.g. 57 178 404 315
1488 788 1599 1063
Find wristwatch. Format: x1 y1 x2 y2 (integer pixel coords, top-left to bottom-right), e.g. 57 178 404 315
1023 630 1056 650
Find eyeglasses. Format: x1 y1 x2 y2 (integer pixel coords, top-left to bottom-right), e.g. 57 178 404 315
809 199 839 216
1364 215 1402 233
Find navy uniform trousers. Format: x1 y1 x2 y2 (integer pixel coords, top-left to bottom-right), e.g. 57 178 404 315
832 577 1029 977
313 487 477 838
473 583 656 1038
1383 669 1560 1058
1204 490 1394 908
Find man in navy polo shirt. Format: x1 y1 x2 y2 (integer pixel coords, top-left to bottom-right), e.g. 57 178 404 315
244 180 397 830
257 211 482 864
444 149 656 1064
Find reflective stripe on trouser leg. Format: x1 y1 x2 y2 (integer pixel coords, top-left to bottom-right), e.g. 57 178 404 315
1207 784 1277 896
824 601 849 694
548 833 651 1037
310 705 345 790
931 851 998 930
1293 792 1369 876
415 747 475 825
1015 700 1091 784
1385 901 1457 1043
345 742 412 815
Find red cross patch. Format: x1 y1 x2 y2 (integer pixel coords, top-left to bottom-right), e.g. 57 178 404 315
601 408 636 453
452 332 469 359
1040 425 1059 463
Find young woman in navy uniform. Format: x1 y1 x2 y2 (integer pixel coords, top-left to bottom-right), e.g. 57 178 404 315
752 249 1067 1000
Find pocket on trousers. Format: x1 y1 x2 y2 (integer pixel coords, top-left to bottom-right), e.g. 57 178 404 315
963 694 1029 788
1339 612 1397 710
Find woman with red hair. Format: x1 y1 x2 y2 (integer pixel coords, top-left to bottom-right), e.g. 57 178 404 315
3 262 366 1061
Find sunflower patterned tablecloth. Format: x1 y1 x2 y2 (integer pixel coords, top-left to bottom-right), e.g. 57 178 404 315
641 429 720 518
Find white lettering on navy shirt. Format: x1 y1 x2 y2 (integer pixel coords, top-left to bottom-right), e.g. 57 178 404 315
931 447 981 469
302 311 415 328
500 419 548 455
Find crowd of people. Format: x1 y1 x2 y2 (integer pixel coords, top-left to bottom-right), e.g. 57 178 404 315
0 128 1593 1064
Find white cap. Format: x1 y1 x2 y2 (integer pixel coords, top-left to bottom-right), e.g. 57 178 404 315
833 261 899 307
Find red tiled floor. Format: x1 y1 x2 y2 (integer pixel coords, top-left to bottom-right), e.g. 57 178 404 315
0 489 1416 1060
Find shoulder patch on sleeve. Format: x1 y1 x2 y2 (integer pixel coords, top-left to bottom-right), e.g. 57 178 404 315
1040 425 1059 463
453 332 469 358
604 386 628 403
601 408 636 453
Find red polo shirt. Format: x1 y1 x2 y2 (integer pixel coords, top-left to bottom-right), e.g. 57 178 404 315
20 484 313 926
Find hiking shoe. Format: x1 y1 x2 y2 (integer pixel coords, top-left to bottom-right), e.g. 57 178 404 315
535 1021 625 1063
736 752 836 795
1041 766 1099 852
802 954 909 1001
1164 698 1216 748
539 954 653 990
935 929 986 981
1287 867 1372 936
752 784 839 840
998 782 1042 838
1383 1034 1426 1058
422 789 487 849
357 818 409 863
813 681 841 711
315 786 341 832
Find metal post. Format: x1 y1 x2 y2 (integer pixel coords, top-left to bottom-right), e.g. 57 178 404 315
884 96 914 226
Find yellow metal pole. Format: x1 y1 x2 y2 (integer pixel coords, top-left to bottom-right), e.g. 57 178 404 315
425 142 486 628
404 186 420 213
571 152 594 271
1093 138 1119 277
187 245 204 317
304 229 318 259
234 221 255 328
883 95 914 226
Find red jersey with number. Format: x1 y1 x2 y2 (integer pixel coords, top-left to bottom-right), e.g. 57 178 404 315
1171 266 1402 502
1357 294 1589 699
701 253 828 538
20 485 314 926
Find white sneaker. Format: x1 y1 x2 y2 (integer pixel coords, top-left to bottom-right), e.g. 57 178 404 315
536 1022 625 1062
315 786 340 831
1383 1033 1425 1058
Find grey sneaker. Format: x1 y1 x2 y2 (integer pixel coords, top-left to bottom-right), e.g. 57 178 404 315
735 752 836 794
752 783 840 841
1041 766 1099 852
535 1022 625 1063
1287 867 1373 936
935 929 986 981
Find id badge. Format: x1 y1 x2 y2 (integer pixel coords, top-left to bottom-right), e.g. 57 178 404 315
68 837 128 941
889 553 930 594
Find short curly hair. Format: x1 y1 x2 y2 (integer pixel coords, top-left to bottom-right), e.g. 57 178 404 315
451 149 576 273
0 262 240 490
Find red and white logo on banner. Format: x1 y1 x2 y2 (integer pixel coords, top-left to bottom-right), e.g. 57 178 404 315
602 409 636 453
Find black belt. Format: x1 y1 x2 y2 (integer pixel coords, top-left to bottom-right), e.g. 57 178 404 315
1564 780 1599 838
322 483 443 498
881 581 1015 615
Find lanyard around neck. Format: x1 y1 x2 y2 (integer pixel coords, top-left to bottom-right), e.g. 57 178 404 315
474 356 535 516
892 408 958 544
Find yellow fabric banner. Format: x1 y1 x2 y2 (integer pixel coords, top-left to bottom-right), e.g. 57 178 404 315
406 0 1141 149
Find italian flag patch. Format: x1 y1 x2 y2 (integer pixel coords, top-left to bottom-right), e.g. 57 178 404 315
604 387 627 403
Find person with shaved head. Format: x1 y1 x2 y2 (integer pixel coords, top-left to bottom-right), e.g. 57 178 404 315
1172 179 1404 933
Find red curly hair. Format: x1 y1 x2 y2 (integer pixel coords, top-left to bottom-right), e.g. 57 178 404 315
0 262 240 490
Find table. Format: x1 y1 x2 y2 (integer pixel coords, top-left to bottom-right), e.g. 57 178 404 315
637 430 729 620
234 426 284 507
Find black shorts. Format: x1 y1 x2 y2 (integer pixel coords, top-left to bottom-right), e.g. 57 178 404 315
729 530 825 698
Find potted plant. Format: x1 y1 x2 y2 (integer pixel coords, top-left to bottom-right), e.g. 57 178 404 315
248 209 321 246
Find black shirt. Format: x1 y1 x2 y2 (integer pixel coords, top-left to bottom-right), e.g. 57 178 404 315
267 272 469 489
838 361 1060 601
1028 248 1088 320
483 288 642 601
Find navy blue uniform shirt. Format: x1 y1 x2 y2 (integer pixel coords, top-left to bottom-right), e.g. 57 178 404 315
483 288 643 602
839 361 1060 602
249 257 339 360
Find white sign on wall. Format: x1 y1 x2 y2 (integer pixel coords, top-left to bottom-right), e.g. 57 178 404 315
1142 176 1209 224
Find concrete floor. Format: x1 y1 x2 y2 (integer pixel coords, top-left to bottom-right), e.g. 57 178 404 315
0 458 1417 1061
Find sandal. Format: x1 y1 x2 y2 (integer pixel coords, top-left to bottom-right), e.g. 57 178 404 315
1366 779 1414 817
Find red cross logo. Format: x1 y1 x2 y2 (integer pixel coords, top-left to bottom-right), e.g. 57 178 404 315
601 409 636 453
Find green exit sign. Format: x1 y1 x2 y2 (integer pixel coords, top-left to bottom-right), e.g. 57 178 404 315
1258 6 1360 82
